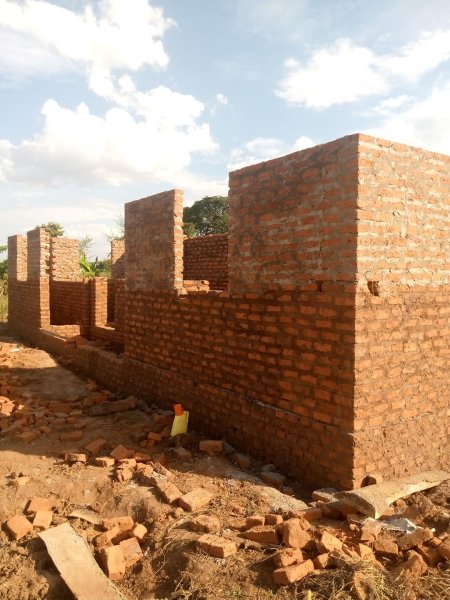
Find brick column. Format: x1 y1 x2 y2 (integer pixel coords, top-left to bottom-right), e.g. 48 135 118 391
125 190 184 290
111 239 125 279
7 235 27 281
27 228 50 280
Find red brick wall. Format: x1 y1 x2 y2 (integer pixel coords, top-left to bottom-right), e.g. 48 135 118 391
27 228 50 280
8 279 50 330
50 238 80 280
228 135 359 294
121 284 356 487
125 190 184 290
352 136 450 484
183 234 228 290
49 280 90 335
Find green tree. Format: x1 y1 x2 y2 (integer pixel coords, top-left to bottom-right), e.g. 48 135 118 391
0 245 7 280
183 196 228 237
79 235 94 260
39 222 64 238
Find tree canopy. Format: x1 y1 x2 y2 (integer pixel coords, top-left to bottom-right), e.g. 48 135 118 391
38 222 64 238
183 196 228 237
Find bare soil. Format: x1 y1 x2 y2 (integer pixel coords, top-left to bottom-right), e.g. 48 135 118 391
0 324 449 600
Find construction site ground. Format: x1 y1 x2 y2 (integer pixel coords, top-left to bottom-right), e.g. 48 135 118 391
0 323 449 600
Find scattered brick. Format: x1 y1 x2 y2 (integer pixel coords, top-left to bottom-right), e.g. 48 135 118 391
94 526 121 548
243 525 280 545
292 507 322 522
110 445 135 460
155 479 182 504
65 453 87 464
272 548 303 568
313 553 331 569
390 552 427 581
199 440 224 456
188 515 221 533
265 514 283 526
416 544 441 567
26 497 54 514
94 456 115 467
172 446 192 460
397 528 434 551
373 537 399 558
437 539 450 561
119 537 143 568
132 523 147 541
6 515 33 540
61 430 84 442
234 453 252 470
116 467 134 482
102 516 134 532
281 519 311 549
33 510 53 530
100 546 126 580
360 520 382 543
273 559 314 585
317 531 343 553
84 438 106 454
198 534 237 558
179 488 213 512
246 515 265 528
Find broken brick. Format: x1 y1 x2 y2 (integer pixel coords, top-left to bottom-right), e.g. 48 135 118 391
317 531 343 553
84 438 106 454
265 514 284 526
313 553 331 569
293 507 322 522
243 525 280 545
360 519 382 543
189 515 221 533
102 516 134 532
6 515 33 540
65 453 87 464
155 479 182 504
397 528 434 551
110 445 135 460
272 547 302 568
172 446 192 460
132 523 147 541
273 559 314 585
33 510 53 530
94 456 115 467
119 537 143 568
437 539 450 561
246 515 266 528
179 488 213 512
280 519 311 549
373 537 399 558
27 496 54 514
198 534 237 558
100 546 126 580
390 552 427 581
94 526 121 548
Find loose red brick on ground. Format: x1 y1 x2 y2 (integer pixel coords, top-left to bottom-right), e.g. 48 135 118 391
119 537 143 568
281 519 311 549
198 534 237 558
272 548 303 568
26 497 54 514
100 546 126 580
243 525 280 545
273 559 314 585
5 515 33 540
178 488 213 512
32 510 52 530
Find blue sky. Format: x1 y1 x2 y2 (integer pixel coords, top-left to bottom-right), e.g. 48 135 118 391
1 0 450 258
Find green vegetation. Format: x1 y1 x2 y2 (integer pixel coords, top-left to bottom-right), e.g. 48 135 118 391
183 195 228 237
38 221 65 238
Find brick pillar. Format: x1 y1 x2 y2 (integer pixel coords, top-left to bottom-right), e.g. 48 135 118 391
124 190 183 290
7 235 27 281
26 228 50 328
91 277 108 328
111 239 125 279
27 228 50 280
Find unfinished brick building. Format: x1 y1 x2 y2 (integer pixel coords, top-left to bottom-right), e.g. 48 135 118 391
7 133 450 490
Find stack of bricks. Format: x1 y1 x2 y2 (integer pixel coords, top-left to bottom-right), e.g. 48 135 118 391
183 233 228 290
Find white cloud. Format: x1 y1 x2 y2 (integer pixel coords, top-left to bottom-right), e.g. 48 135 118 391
229 135 314 171
369 84 450 155
234 0 309 40
0 0 173 86
276 30 450 109
0 91 217 186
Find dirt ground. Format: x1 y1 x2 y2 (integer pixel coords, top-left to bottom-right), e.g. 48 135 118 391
0 324 449 600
